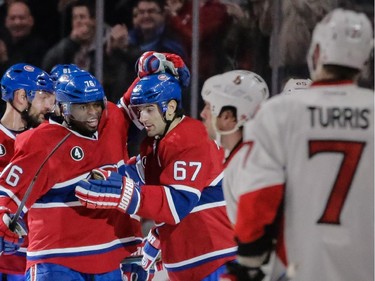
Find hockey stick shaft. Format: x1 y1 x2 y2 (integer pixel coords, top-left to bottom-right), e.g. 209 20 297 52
9 132 72 231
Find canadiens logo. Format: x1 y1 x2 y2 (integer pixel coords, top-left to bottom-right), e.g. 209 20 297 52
158 74 167 81
0 144 6 157
23 65 35 72
60 74 70 81
70 146 84 161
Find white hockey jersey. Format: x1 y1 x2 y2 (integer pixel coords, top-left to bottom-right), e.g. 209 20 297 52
225 81 374 281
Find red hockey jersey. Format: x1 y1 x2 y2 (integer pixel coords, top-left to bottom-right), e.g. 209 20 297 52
138 116 236 281
0 102 143 274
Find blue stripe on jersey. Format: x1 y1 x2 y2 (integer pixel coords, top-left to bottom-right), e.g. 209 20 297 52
164 246 237 272
35 184 77 204
27 237 143 261
196 179 224 207
166 185 200 223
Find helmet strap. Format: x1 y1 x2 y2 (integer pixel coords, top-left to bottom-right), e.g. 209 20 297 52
162 113 177 138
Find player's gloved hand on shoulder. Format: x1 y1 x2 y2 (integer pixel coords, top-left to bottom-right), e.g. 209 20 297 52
142 227 162 271
75 168 140 215
219 261 265 281
136 51 190 88
0 207 27 255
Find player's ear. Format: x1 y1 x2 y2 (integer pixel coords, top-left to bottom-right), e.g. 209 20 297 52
312 44 320 71
220 110 237 130
13 89 28 110
165 100 177 121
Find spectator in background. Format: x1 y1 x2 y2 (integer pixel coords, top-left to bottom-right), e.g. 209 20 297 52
258 0 336 90
106 0 187 155
165 0 230 113
42 0 99 72
0 0 48 73
126 0 186 64
42 0 133 104
166 0 229 79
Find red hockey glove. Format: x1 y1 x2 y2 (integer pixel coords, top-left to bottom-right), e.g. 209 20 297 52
75 169 140 215
0 207 27 255
136 51 190 88
142 227 161 271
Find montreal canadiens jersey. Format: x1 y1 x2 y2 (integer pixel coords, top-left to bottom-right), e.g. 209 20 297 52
0 102 143 274
226 81 374 281
0 124 26 274
138 116 236 281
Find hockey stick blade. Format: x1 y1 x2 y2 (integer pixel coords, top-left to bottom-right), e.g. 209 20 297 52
9 132 72 231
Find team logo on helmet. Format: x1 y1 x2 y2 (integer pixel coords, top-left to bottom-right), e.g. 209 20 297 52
23 65 35 72
70 146 84 161
0 144 6 157
157 74 168 81
60 74 70 81
233 75 243 85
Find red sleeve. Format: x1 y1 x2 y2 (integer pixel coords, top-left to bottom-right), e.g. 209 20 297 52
235 184 284 244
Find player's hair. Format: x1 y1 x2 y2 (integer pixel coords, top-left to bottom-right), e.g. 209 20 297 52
323 65 361 80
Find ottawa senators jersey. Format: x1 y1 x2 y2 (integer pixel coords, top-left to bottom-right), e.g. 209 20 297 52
226 81 374 281
138 116 236 281
0 102 143 274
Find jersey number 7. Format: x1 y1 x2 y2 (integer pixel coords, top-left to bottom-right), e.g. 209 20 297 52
309 140 366 225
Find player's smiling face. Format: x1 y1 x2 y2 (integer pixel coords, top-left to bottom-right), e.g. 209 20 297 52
137 103 166 137
68 101 103 136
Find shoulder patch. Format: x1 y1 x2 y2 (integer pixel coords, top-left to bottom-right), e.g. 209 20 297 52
70 146 84 161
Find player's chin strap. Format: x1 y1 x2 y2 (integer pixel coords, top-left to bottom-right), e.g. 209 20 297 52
161 110 182 138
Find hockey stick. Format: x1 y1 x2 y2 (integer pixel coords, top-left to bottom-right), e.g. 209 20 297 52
9 132 73 231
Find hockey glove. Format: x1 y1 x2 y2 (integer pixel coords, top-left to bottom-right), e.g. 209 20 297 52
142 227 161 271
219 261 265 281
0 207 27 255
124 155 145 188
136 51 190 88
75 169 140 215
121 262 152 281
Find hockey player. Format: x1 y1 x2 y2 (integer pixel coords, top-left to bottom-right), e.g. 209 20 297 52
0 63 55 281
0 70 144 280
224 8 374 281
200 70 269 223
75 72 237 281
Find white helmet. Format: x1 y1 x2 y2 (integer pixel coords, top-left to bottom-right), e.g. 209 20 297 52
201 70 269 135
282 78 312 95
307 8 373 78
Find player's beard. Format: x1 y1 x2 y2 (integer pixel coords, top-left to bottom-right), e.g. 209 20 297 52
21 108 44 129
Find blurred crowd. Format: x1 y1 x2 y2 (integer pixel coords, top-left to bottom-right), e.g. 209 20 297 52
0 0 373 115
